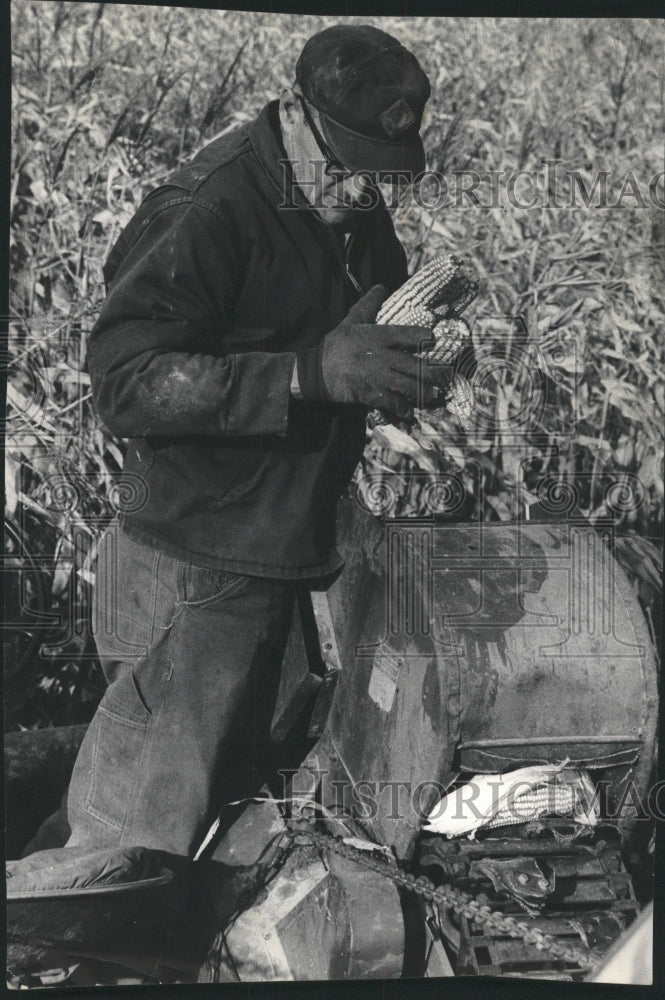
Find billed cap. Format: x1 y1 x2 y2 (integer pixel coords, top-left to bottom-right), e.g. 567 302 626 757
295 24 430 175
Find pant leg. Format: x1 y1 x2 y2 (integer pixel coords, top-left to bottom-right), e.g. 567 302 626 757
20 523 163 856
66 522 296 858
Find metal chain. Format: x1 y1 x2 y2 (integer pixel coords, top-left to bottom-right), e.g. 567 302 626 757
286 820 601 972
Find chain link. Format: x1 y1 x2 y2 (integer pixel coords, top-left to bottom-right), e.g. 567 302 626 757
286 820 602 972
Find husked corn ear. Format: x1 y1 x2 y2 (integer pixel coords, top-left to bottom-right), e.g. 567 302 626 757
445 375 474 426
483 783 576 830
369 253 479 429
395 305 436 329
376 253 463 324
420 317 471 364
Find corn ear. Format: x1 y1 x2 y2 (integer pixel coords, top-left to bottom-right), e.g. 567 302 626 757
376 253 463 324
371 253 479 429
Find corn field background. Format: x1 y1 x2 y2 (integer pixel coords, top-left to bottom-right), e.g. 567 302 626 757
7 3 665 731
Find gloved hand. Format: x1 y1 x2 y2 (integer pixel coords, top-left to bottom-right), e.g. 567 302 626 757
296 285 450 418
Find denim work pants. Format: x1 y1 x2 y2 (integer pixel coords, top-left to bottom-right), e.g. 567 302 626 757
66 522 297 858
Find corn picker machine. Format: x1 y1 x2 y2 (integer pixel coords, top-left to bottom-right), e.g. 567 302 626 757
5 258 659 986
5 496 659 985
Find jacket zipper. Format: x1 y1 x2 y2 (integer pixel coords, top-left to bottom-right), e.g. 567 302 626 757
344 230 363 294
313 213 363 297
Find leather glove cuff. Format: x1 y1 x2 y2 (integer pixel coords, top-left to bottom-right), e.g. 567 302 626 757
296 344 331 402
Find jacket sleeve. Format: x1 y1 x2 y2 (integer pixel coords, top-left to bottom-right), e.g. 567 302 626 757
86 198 296 439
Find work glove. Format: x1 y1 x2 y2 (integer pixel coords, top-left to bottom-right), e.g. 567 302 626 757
296 285 450 419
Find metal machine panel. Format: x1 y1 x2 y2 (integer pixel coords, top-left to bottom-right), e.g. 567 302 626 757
322 503 658 857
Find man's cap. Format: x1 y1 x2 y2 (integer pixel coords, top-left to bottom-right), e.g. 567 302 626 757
295 25 430 176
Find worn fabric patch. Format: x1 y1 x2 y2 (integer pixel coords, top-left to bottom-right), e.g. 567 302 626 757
379 97 416 139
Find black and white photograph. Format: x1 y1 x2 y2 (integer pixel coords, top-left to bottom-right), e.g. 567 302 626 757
4 2 664 989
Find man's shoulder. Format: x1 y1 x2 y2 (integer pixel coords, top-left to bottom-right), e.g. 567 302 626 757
164 121 254 197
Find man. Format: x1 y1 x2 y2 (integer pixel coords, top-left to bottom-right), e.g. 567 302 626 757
65 24 448 860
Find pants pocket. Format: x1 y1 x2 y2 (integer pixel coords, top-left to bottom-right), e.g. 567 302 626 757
178 565 251 610
82 670 151 833
92 522 177 685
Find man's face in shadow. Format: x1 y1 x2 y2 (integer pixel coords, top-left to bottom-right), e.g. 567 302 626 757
279 87 371 228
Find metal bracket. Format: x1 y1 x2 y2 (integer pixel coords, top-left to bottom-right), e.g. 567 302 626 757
306 590 343 739
309 590 342 673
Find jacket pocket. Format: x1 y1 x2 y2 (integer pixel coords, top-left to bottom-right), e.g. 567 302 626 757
204 450 271 511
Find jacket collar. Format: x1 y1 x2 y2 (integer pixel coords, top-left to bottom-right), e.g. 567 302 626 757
248 100 390 288
249 101 383 223
249 100 362 272
249 100 312 211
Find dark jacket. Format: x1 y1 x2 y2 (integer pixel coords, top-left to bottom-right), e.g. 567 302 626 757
87 100 408 577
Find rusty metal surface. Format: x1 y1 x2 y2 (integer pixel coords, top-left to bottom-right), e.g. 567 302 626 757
325 504 452 860
310 590 343 673
307 669 340 739
321 501 658 858
199 839 404 981
432 521 657 758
